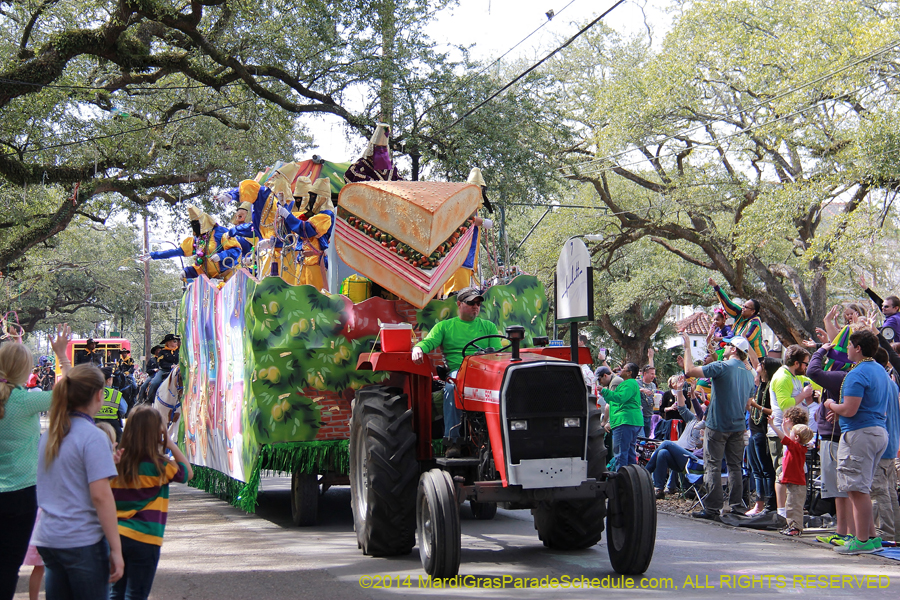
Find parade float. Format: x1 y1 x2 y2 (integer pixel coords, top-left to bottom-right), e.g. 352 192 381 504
174 157 551 526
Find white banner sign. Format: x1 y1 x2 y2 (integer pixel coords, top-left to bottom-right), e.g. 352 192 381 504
556 238 593 323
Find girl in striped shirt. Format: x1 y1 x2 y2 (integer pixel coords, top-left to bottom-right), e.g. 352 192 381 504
110 406 192 600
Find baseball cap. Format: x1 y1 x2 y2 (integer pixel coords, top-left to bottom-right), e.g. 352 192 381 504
725 336 750 353
100 367 114 380
595 366 613 377
456 287 484 303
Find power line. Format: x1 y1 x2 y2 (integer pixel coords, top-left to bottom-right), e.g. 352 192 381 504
0 99 254 157
560 38 900 175
433 0 626 136
417 0 581 122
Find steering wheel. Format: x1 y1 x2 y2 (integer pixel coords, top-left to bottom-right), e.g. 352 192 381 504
461 334 512 360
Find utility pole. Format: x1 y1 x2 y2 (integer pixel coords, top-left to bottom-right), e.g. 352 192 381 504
378 0 395 127
143 213 151 367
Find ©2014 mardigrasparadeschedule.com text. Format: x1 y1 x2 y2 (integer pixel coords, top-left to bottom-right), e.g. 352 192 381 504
358 573 893 590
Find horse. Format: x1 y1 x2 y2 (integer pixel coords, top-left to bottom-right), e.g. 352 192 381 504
152 368 183 439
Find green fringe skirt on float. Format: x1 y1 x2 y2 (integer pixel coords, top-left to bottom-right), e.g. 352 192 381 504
188 438 446 513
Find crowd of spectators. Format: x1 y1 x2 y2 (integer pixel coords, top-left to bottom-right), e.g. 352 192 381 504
586 279 900 555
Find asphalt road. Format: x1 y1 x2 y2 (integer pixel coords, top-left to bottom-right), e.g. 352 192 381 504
16 476 900 599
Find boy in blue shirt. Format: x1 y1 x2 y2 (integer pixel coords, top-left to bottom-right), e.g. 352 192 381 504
823 330 890 554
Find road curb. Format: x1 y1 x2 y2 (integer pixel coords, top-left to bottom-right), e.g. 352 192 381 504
659 508 898 564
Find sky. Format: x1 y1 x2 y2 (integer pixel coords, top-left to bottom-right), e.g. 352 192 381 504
303 0 667 161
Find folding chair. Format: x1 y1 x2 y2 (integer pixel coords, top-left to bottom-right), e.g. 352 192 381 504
683 456 730 512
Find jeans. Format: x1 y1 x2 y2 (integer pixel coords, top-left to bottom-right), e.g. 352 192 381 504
110 537 161 600
646 441 693 490
704 428 745 511
643 416 652 438
146 369 170 407
0 486 38 600
747 432 775 502
612 424 642 470
443 371 461 440
38 539 110 600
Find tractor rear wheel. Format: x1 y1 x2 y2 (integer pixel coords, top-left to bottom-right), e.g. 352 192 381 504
290 470 319 526
470 500 498 520
532 405 607 549
349 385 419 556
607 463 656 574
417 469 461 578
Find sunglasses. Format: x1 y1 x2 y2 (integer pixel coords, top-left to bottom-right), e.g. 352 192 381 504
464 299 483 306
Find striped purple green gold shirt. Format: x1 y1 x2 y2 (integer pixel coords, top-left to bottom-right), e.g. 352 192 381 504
111 459 188 545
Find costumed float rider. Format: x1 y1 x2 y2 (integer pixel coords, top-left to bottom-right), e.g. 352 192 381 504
227 201 256 259
444 167 495 296
709 277 764 367
411 287 500 458
277 177 335 291
96 367 128 442
146 334 180 406
74 338 104 367
148 206 242 281
279 176 314 286
344 123 404 183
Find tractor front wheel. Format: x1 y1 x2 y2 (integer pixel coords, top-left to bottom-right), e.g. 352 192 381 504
417 469 461 578
606 464 657 575
349 385 419 556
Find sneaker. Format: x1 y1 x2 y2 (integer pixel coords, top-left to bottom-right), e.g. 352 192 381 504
664 488 677 495
816 533 842 545
655 488 666 500
744 506 763 517
834 537 883 555
831 534 855 547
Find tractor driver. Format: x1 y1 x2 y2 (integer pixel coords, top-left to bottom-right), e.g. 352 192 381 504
412 287 499 458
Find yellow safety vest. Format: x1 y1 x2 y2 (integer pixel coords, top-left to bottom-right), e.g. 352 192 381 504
95 387 122 420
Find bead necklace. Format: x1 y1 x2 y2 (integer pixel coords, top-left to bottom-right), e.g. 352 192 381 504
838 357 875 403
193 231 211 266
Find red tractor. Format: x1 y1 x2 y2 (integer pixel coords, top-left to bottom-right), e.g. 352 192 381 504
350 325 656 578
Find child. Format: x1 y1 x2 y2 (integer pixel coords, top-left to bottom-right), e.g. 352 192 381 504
110 406 192 600
712 308 733 341
96 421 118 450
22 509 44 600
769 414 814 536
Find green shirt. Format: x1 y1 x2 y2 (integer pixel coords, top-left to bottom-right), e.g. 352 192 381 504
0 387 53 492
415 317 499 372
600 378 644 429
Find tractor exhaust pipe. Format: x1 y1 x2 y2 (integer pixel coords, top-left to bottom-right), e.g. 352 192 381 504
505 325 525 361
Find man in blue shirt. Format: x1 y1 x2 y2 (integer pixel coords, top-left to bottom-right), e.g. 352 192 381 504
681 331 754 520
871 348 900 542
824 329 890 555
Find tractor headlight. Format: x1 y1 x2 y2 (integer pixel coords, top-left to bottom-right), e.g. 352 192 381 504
510 420 528 431
563 417 581 428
